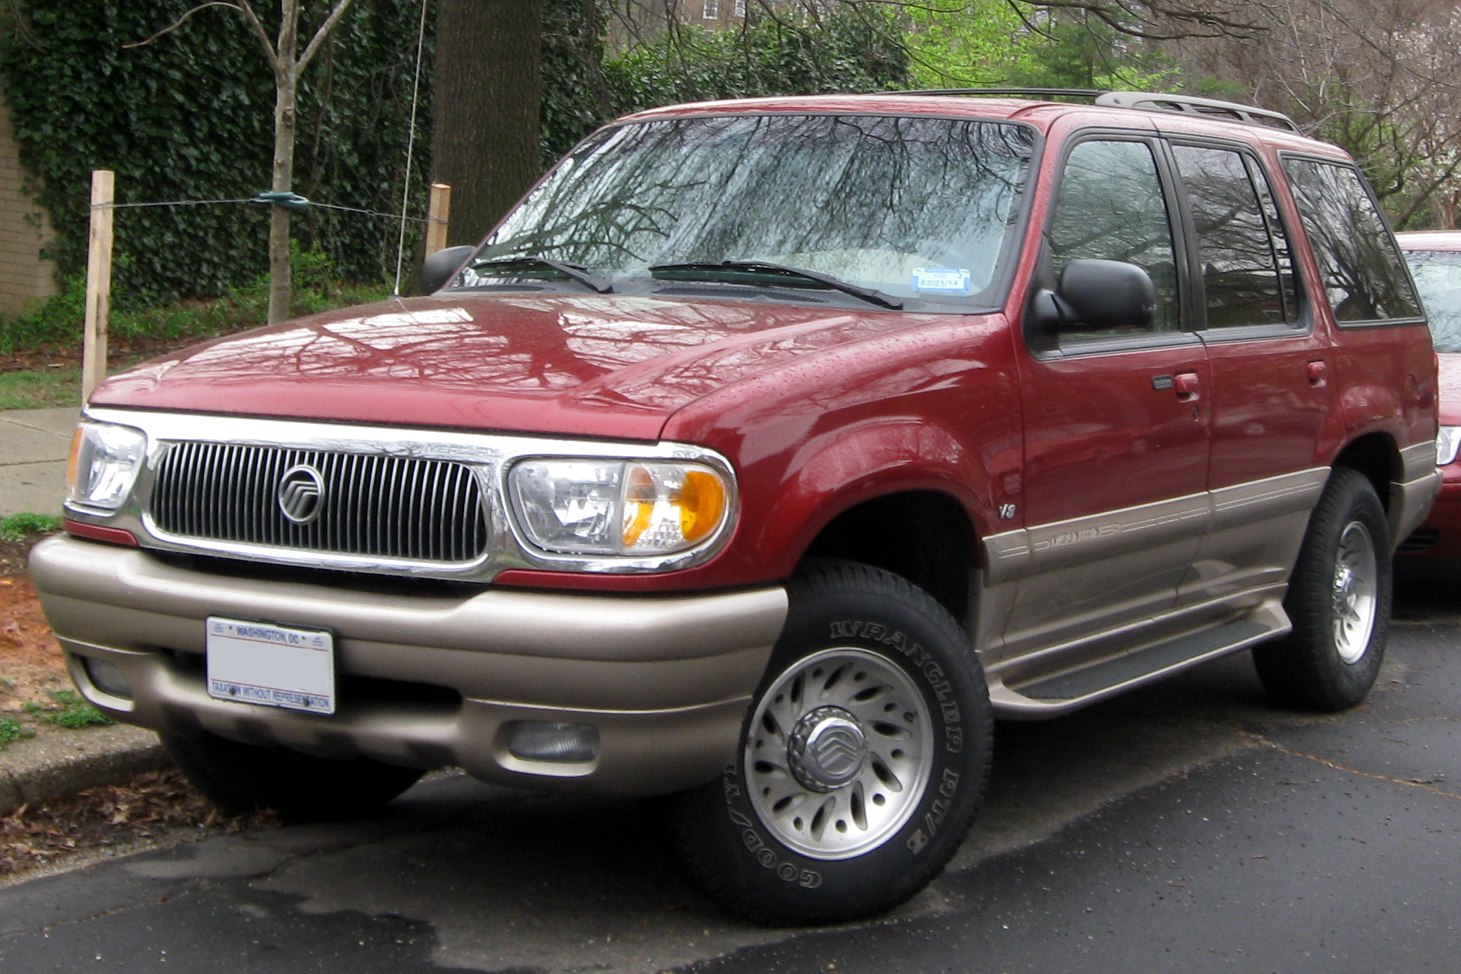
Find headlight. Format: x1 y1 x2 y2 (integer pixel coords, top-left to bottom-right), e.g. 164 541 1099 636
509 458 730 557
1438 426 1461 467
67 421 147 512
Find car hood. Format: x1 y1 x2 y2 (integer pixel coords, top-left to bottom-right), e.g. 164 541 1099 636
89 292 906 440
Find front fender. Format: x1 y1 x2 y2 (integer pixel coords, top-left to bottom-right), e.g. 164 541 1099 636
761 417 994 578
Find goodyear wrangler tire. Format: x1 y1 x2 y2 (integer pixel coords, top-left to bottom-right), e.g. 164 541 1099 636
664 559 993 925
163 731 424 822
1253 467 1392 712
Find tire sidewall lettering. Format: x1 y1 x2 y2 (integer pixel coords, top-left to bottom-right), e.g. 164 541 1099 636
724 789 823 888
828 618 966 752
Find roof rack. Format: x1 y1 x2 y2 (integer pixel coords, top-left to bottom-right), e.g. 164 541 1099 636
1096 91 1300 132
898 87 1301 134
905 87 1103 101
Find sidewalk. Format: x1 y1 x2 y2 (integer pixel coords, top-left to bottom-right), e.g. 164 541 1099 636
0 406 79 519
1 407 168 814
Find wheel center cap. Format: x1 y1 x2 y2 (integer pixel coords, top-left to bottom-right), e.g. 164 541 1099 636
788 706 869 792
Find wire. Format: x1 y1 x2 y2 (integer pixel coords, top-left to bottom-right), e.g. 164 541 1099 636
394 0 431 297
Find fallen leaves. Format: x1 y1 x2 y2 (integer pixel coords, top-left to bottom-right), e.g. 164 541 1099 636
0 769 276 878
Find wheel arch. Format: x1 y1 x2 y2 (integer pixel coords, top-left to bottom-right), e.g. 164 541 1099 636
1329 431 1399 514
797 490 977 630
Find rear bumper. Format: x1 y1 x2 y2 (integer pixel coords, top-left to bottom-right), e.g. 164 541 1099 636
29 535 786 795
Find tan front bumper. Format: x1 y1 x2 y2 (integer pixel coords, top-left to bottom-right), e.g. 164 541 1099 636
29 536 787 795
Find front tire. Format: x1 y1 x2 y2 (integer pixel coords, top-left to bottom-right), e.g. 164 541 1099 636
1254 467 1391 711
663 560 993 925
163 731 425 821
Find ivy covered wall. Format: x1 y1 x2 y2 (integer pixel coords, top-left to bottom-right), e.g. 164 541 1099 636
0 1 435 307
0 1 911 310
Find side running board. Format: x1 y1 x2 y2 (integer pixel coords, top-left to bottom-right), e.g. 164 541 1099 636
988 607 1289 719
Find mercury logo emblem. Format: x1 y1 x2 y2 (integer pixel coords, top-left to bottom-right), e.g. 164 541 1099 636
277 465 325 524
809 726 865 779
788 707 869 791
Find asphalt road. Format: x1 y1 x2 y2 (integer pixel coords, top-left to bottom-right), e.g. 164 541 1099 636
2 579 1457 974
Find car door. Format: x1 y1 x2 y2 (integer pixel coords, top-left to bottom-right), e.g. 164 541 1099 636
1167 143 1336 608
1002 136 1211 660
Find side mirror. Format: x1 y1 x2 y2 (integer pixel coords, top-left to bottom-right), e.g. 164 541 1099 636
1060 259 1156 328
419 244 476 295
1031 258 1157 334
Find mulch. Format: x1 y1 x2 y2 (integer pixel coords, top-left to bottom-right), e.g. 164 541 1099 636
0 771 275 879
0 535 277 882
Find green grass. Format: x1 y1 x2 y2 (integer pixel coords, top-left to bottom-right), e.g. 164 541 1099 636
0 716 35 747
21 689 113 729
0 513 61 542
0 364 85 409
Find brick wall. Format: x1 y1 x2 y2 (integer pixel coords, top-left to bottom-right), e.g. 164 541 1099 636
0 87 58 316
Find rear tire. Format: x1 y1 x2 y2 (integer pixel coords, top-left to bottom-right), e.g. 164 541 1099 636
662 559 992 925
163 731 424 821
1254 468 1391 711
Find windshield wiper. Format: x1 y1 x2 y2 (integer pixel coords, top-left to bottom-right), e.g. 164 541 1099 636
649 260 903 310
469 256 613 294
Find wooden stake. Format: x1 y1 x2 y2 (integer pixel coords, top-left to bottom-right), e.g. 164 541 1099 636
425 182 451 255
82 170 115 402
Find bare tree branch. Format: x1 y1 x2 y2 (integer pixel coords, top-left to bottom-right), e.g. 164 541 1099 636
1011 0 1267 41
122 2 246 51
5 0 42 49
298 0 359 74
232 1 282 73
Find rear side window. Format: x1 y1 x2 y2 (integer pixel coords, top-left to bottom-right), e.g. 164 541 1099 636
1172 145 1299 328
1281 158 1422 323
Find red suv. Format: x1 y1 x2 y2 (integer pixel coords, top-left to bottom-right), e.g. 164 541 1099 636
32 91 1438 924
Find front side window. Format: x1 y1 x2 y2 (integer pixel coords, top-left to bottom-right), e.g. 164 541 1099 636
1281 158 1422 323
1048 139 1180 334
1172 145 1299 328
470 114 1037 310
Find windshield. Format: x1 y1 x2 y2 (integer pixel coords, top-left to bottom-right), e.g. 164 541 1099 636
1403 248 1461 352
461 113 1036 309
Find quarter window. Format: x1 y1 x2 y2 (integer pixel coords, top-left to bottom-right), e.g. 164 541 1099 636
1281 158 1422 323
1172 145 1299 328
1049 140 1180 335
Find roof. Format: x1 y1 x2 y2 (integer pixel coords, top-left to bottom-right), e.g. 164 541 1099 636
1396 230 1461 252
615 90 1346 158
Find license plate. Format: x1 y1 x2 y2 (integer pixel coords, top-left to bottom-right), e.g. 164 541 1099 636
206 617 336 715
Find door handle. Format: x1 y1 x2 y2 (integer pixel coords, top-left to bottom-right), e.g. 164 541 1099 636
1173 372 1200 400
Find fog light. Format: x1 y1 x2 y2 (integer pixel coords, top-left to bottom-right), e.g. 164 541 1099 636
507 721 600 763
84 658 132 700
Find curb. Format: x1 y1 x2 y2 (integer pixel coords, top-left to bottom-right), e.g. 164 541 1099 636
0 724 169 815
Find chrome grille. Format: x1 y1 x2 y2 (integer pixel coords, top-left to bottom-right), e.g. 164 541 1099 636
150 442 489 563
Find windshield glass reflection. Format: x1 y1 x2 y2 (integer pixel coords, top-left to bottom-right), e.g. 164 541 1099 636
1404 249 1461 352
465 114 1035 307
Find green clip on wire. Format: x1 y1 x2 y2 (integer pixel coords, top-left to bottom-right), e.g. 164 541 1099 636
254 190 311 211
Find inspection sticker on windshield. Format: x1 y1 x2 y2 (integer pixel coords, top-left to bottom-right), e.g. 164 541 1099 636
206 617 336 715
912 267 973 295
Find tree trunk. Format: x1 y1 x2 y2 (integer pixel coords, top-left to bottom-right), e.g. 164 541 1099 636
267 4 301 325
431 0 545 247
268 71 298 325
